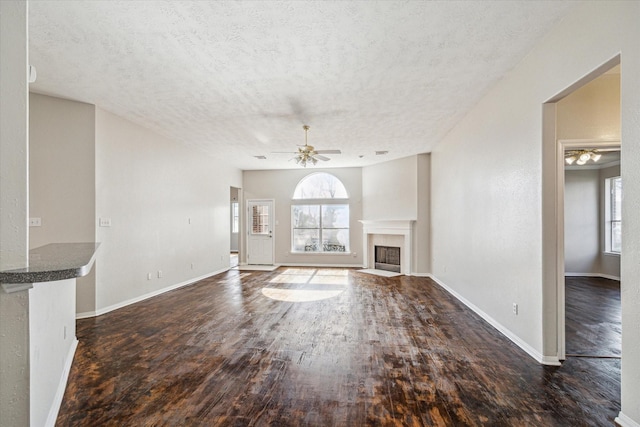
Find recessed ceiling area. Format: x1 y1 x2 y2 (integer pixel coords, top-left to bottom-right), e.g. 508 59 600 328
28 1 576 170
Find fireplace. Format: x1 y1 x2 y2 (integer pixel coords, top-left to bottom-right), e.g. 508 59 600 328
375 246 401 273
359 220 415 275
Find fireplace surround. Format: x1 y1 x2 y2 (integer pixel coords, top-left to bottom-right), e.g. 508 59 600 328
360 220 415 275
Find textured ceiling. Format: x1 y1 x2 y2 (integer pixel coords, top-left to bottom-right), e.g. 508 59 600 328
28 1 576 170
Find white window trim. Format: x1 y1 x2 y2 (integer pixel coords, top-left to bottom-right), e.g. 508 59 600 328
604 176 621 254
290 203 350 254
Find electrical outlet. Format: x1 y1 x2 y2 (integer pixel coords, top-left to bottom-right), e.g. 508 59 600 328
29 217 42 227
512 303 518 315
191 263 194 270
64 325 67 339
157 270 163 278
147 273 152 280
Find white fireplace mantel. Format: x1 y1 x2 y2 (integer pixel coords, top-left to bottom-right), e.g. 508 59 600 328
359 220 415 275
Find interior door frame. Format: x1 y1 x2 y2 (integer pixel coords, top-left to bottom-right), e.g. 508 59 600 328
555 138 620 360
246 199 275 265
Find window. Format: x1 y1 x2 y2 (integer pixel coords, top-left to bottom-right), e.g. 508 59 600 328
291 173 350 253
293 172 348 199
231 202 239 233
251 205 269 235
605 176 622 254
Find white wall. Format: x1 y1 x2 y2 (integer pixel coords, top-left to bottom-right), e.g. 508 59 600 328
94 108 242 313
362 154 431 274
564 169 600 274
29 279 76 427
29 93 97 314
242 168 362 266
430 2 639 423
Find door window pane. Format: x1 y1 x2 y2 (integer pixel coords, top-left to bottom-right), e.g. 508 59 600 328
251 205 269 235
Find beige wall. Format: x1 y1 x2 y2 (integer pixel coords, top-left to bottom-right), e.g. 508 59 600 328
94 108 242 312
29 93 95 247
564 165 621 279
243 168 363 267
564 169 600 274
557 73 620 141
0 3 29 426
0 1 28 271
431 2 639 422
29 93 97 313
362 156 417 220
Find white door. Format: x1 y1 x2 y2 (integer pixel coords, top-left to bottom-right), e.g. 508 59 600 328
247 199 274 265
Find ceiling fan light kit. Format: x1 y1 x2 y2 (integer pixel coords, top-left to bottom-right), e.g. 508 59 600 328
272 125 341 167
564 149 602 166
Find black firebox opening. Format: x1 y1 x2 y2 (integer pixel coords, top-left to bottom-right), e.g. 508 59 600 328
375 246 401 273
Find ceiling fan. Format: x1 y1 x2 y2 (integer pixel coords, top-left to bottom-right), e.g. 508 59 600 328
272 125 341 167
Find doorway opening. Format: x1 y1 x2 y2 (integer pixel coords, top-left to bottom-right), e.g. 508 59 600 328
230 186 241 268
543 56 621 364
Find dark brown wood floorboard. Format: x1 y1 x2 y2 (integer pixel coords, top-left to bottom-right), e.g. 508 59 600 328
565 276 621 358
56 268 620 426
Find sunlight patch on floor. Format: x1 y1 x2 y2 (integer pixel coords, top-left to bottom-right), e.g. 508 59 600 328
263 268 348 302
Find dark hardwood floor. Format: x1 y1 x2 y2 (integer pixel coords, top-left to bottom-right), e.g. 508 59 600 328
56 268 620 426
565 276 621 358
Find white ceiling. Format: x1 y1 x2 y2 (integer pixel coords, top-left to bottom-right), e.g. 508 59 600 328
28 1 576 170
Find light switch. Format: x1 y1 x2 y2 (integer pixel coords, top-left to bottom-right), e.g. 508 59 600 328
29 218 42 227
99 218 112 227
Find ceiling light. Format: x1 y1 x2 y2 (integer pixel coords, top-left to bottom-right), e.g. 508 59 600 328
565 149 601 166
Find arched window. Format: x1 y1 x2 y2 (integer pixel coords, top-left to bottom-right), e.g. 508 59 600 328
293 172 348 199
291 173 350 253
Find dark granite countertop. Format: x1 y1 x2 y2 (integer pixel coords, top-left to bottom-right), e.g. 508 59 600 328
0 242 100 285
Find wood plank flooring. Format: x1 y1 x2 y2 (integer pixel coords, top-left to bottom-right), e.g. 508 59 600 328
565 276 621 358
56 268 620 426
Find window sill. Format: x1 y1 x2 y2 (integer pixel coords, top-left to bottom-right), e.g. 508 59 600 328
290 251 353 256
603 251 621 257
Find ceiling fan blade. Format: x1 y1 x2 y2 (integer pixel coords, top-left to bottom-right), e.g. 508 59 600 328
315 150 341 154
314 154 330 161
271 151 298 154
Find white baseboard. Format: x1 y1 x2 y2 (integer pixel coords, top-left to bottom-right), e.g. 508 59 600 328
410 272 431 277
428 274 561 366
616 412 640 427
46 337 78 427
76 269 228 319
565 272 620 281
278 263 364 268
